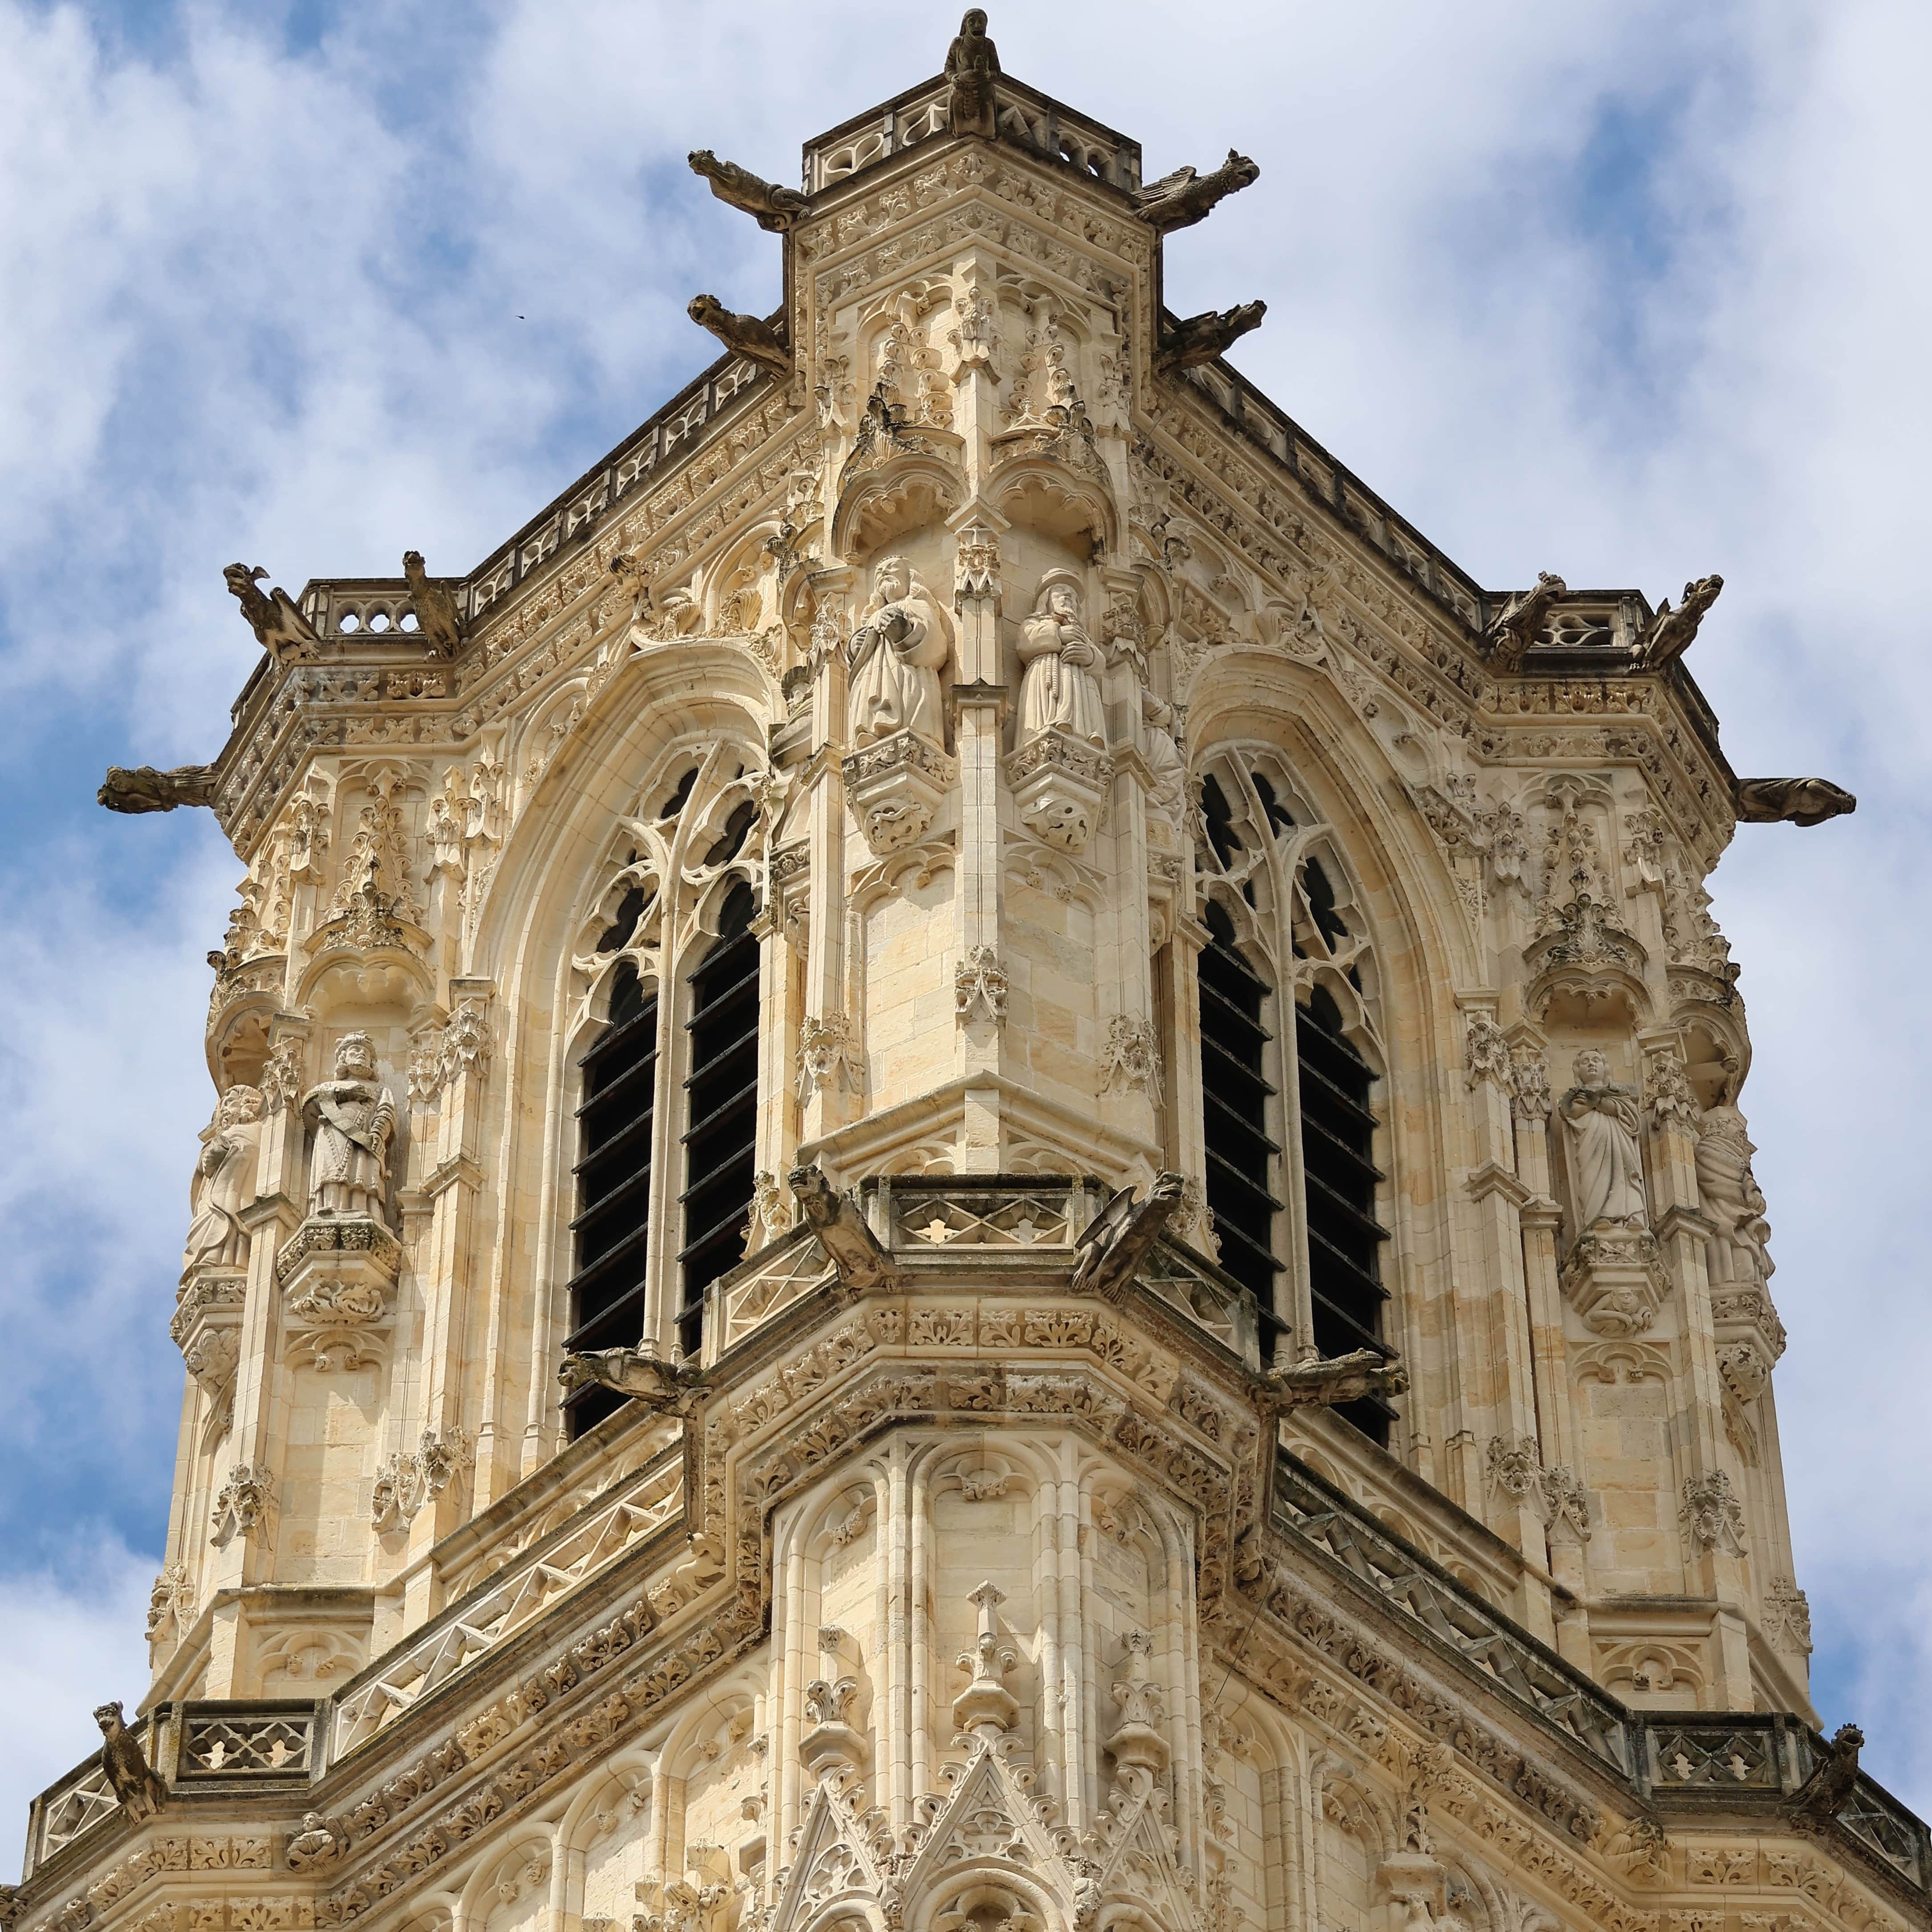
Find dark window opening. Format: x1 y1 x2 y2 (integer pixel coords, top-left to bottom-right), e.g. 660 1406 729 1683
1251 770 1296 837
658 767 699 820
1303 858 1349 955
702 799 759 869
565 961 659 1437
679 882 761 1360
1198 900 1285 1347
596 883 653 953
1200 774 1244 870
1297 984 1394 1446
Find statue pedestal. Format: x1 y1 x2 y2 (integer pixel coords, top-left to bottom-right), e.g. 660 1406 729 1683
1374 1852 1447 1932
1006 728 1112 854
843 729 955 857
1560 1226 1667 1335
276 1216 400 1370
172 1268 248 1399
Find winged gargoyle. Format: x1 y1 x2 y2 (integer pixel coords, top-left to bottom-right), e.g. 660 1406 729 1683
687 295 793 379
97 763 218 814
1639 573 1723 666
688 150 809 232
223 561 318 657
1155 301 1266 373
402 550 466 658
1735 777 1857 826
1071 1171 1186 1303
557 1344 700 1414
1483 571 1567 672
1133 149 1260 233
1791 1722 1864 1822
94 1700 167 1820
788 1163 900 1295
1257 1347 1410 1415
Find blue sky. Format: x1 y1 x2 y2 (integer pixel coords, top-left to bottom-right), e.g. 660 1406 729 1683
1 0 1928 1867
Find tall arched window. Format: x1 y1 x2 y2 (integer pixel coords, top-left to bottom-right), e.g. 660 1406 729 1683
679 881 761 1360
566 961 659 1436
1193 754 1396 1447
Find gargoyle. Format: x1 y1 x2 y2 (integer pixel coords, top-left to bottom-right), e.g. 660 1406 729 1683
557 1346 698 1413
1639 573 1723 666
1071 1171 1186 1302
1257 1347 1410 1414
0 1885 20 1928
687 295 793 379
1735 776 1857 826
402 550 466 658
688 150 809 233
97 763 218 814
223 561 317 657
1484 571 1567 672
94 1700 166 1820
1791 1722 1864 1821
945 9 1001 140
788 1163 900 1295
1155 301 1267 373
1133 149 1261 233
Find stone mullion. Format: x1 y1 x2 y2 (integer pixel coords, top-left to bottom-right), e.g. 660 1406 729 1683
521 956 574 1478
776 1528 807 1867
751 919 795 1209
1054 1455 1086 1829
909 1452 934 1806
886 1440 912 1831
1165 909 1212 1269
474 989 528 1509
803 560 857 1148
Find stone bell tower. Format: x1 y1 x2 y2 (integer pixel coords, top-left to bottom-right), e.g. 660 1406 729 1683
12 16 1927 1932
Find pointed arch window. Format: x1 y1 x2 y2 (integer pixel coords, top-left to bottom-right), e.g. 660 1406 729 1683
678 881 761 1360
1193 754 1396 1447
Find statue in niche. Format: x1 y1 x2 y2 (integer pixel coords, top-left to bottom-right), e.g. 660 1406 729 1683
181 1086 266 1278
1559 1049 1648 1231
1017 572 1106 747
846 556 955 746
945 10 1000 140
1694 1101 1773 1285
1142 691 1186 829
301 1033 397 1222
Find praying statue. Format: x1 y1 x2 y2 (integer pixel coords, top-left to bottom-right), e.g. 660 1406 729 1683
1142 691 1186 830
181 1085 265 1279
1017 571 1106 747
301 1033 397 1222
846 555 955 746
1559 1049 1648 1231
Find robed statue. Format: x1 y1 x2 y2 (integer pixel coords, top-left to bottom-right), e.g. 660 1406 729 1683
1017 572 1106 747
846 556 955 746
301 1033 396 1222
1559 1049 1648 1230
181 1085 265 1278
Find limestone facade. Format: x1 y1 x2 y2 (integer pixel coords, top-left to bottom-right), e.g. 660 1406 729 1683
13 20 1920 1932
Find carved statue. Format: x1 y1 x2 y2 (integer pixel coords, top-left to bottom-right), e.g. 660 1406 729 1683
1072 1172 1186 1302
402 550 466 657
788 1164 900 1294
1142 691 1186 829
1693 1103 1773 1287
97 763 219 814
944 9 1001 140
846 556 955 746
1485 572 1566 672
181 1086 266 1280
687 150 809 232
286 1811 349 1871
1258 1348 1410 1412
1735 776 1857 826
223 562 317 656
301 1033 397 1221
94 1701 166 1820
1559 1049 1648 1232
1133 149 1261 232
687 295 792 378
1155 301 1266 373
1017 572 1106 746
558 1345 698 1412
1792 1723 1864 1821
1639 574 1723 666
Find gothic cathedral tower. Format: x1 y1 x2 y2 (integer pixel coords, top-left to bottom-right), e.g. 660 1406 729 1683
13 20 1922 1932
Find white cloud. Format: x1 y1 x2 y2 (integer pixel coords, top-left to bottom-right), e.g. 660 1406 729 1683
0 1540 156 1877
0 0 1927 1841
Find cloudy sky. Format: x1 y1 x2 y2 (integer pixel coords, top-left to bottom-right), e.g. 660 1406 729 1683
0 0 1926 1868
